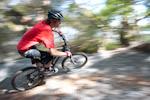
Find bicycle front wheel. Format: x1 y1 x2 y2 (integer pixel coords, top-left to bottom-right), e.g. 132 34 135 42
62 52 88 71
11 66 44 91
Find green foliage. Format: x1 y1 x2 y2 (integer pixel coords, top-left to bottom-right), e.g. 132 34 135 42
99 0 132 18
0 26 13 43
105 42 121 50
144 38 150 41
73 40 101 53
0 0 150 56
4 9 23 16
143 34 150 42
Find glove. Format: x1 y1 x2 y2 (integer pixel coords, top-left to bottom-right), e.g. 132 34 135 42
65 51 72 57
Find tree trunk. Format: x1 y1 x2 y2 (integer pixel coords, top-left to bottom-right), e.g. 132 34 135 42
120 31 129 46
119 21 130 47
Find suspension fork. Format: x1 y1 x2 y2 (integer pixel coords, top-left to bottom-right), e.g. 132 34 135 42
70 55 76 65
50 57 60 68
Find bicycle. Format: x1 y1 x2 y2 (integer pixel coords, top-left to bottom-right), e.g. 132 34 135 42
11 30 88 91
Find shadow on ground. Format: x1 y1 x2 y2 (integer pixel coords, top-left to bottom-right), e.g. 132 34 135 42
0 50 150 100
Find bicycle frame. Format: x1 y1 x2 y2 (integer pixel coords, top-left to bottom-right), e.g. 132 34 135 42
12 30 88 91
50 30 71 68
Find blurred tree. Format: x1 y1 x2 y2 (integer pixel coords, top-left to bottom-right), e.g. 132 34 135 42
0 0 72 40
96 0 149 46
0 0 73 55
64 0 150 49
98 0 133 46
0 0 150 54
64 3 100 41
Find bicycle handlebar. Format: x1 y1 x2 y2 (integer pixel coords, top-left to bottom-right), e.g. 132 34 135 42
52 30 62 34
52 30 70 52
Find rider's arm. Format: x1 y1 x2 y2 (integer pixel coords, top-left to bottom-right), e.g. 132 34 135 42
49 48 67 57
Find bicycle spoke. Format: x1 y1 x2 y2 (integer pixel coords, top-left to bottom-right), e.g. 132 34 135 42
12 67 44 90
62 53 88 71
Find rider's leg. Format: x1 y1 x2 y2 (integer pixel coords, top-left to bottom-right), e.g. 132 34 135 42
44 60 52 68
36 62 42 67
44 60 58 73
19 48 42 66
22 49 53 69
40 51 53 68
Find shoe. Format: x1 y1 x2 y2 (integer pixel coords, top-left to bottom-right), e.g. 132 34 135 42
44 67 58 75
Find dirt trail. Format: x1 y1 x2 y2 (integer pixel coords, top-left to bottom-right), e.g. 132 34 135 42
0 49 150 100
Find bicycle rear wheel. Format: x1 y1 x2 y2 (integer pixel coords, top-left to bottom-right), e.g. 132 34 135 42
62 52 88 71
12 66 44 91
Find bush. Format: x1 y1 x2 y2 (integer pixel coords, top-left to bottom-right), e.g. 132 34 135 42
105 42 121 50
73 40 100 53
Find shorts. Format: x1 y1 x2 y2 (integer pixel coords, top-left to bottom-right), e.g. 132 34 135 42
18 47 53 64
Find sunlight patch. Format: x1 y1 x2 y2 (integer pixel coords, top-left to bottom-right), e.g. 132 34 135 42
100 51 113 59
144 56 150 62
0 69 9 81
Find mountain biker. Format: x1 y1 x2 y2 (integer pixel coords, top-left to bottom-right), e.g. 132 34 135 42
17 10 71 73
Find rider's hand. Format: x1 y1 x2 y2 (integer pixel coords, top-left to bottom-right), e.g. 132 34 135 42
65 51 72 57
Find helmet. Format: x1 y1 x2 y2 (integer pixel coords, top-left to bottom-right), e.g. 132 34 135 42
48 10 64 19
